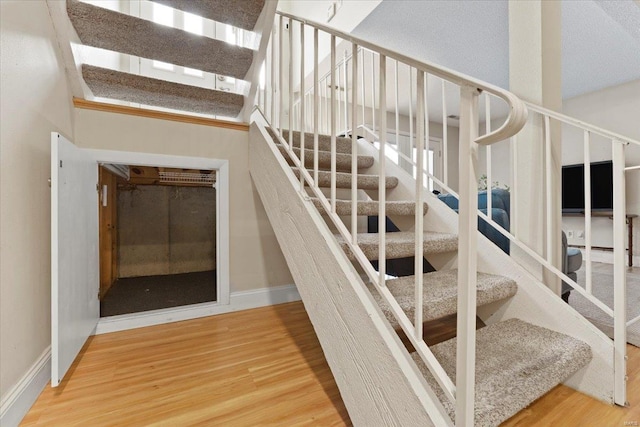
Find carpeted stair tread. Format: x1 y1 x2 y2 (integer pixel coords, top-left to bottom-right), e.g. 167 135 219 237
274 129 354 154
336 231 458 260
82 65 244 117
311 198 428 216
67 0 253 80
369 270 517 329
291 168 398 190
277 145 374 172
412 318 592 427
150 0 265 31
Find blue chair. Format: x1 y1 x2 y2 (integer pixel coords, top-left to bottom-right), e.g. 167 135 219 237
437 189 511 254
437 189 580 302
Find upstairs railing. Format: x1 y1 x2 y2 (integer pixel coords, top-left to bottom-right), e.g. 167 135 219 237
255 11 528 426
254 7 638 423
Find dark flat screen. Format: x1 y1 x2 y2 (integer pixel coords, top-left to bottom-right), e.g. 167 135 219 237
562 161 613 212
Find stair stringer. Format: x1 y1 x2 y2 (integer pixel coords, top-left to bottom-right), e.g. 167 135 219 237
356 139 617 404
248 119 452 427
45 0 94 100
240 0 278 121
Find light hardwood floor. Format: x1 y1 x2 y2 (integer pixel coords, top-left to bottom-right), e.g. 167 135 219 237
22 302 351 426
23 295 640 426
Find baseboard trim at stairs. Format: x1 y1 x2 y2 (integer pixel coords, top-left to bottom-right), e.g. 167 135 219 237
95 284 300 334
73 98 250 131
0 347 51 427
577 248 640 267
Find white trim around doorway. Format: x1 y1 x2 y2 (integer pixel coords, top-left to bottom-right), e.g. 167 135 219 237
89 148 231 326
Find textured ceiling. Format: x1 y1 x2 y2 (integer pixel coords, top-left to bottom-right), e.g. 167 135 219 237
352 0 640 99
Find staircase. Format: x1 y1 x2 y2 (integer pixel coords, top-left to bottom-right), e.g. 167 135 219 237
50 1 632 426
251 120 594 426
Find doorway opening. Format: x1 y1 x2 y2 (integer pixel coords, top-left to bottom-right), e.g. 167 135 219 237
99 164 218 317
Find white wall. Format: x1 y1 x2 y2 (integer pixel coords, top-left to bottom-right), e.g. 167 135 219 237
0 0 75 400
73 109 294 292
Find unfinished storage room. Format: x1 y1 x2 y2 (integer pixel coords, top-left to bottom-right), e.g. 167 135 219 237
99 164 218 317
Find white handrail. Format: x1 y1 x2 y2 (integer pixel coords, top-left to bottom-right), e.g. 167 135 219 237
276 11 528 146
525 102 640 147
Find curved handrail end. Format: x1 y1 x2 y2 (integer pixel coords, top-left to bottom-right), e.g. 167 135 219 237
475 92 528 146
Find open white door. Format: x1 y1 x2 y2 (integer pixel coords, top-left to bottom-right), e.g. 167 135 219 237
51 133 99 387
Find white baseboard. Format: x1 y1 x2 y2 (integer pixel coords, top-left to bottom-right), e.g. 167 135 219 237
95 284 300 334
587 249 640 267
0 347 51 427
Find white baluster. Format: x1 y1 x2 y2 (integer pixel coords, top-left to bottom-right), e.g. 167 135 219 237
456 85 479 427
415 69 425 338
330 35 337 213
313 28 319 187
584 130 592 294
378 54 387 287
351 43 359 245
299 22 305 192
612 140 627 406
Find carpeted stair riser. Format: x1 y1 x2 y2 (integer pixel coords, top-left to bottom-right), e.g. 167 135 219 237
67 0 253 80
412 319 592 427
277 146 374 172
272 129 354 154
311 198 428 217
82 65 244 117
150 0 265 31
336 231 458 260
369 270 517 330
291 168 398 190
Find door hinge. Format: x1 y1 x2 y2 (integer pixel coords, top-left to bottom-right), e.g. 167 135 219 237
60 160 63 168
96 183 100 193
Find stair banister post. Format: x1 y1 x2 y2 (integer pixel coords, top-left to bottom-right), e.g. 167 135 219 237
351 43 359 244
442 80 448 187
485 95 492 221
278 15 284 135
270 25 276 125
313 28 319 188
299 22 305 192
371 51 376 135
394 61 400 167
360 49 365 133
415 69 425 338
612 140 628 405
583 130 593 295
378 54 387 286
456 84 480 427
343 49 348 135
330 35 337 213
288 18 293 148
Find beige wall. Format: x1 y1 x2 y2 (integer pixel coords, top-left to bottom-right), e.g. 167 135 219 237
74 108 293 292
0 0 75 399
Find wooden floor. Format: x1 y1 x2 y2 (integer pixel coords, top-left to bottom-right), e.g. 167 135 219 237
22 302 351 426
23 299 640 426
